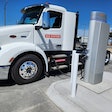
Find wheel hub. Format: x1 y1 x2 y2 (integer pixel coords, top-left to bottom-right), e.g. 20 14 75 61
19 61 38 79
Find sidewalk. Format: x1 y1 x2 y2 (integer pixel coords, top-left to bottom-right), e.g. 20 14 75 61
47 72 112 112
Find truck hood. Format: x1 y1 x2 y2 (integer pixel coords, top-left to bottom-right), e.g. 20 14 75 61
0 24 34 46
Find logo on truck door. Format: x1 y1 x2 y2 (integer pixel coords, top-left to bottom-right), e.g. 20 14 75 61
45 34 61 38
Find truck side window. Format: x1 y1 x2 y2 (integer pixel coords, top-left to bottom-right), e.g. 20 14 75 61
48 11 62 28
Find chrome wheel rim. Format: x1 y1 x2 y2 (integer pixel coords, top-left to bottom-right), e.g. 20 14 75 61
19 61 38 79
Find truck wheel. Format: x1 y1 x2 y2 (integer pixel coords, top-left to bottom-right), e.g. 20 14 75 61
105 51 110 65
11 54 43 84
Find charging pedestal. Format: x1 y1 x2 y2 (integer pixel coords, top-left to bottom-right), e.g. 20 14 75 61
84 11 109 84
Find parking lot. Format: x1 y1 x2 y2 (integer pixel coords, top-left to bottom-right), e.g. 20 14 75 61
0 70 70 112
0 54 111 112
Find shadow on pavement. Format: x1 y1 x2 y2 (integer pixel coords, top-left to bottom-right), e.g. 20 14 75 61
0 69 69 87
0 79 15 87
49 68 70 76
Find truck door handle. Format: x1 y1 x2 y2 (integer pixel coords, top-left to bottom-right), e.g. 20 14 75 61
56 45 61 47
21 36 27 38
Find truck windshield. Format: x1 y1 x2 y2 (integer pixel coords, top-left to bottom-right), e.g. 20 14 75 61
19 6 44 24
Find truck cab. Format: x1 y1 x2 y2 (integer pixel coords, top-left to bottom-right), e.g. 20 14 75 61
19 4 76 51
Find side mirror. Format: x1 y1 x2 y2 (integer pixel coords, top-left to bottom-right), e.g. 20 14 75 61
42 12 50 29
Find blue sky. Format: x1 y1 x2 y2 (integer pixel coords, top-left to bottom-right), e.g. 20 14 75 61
0 0 112 36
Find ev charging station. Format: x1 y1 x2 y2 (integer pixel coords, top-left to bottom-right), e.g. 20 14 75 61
71 11 109 97
84 11 110 84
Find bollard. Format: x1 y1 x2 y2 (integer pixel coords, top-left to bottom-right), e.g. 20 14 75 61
71 50 79 97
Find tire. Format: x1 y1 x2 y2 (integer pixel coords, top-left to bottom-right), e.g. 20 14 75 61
105 51 110 65
11 54 43 84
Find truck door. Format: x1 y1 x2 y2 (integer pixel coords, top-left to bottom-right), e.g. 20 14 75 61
38 11 63 51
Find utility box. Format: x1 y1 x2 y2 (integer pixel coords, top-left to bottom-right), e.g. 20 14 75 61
84 11 109 84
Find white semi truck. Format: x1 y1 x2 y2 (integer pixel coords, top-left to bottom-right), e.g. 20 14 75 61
0 3 110 84
0 3 79 84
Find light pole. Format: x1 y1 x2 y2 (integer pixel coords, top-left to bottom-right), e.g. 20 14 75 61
4 0 8 26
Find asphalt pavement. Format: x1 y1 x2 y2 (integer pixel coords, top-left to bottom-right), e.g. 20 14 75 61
0 54 111 112
0 72 70 112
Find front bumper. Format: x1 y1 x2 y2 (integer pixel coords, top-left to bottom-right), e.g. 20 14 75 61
0 66 9 79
